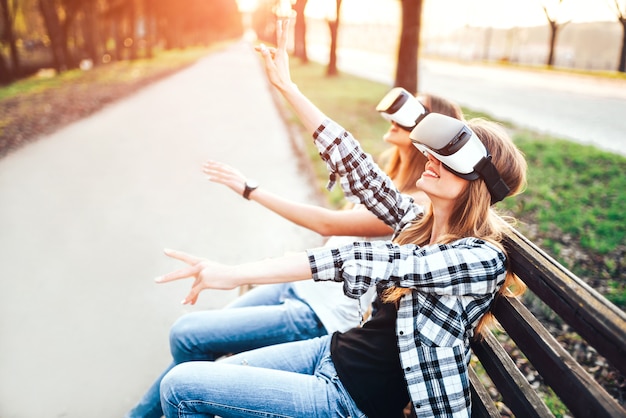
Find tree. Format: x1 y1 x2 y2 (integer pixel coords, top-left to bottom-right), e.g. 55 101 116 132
292 0 308 63
0 38 8 83
611 0 626 72
326 0 342 76
38 0 69 71
2 0 243 81
142 0 154 58
81 0 99 65
541 0 569 67
0 0 20 81
395 0 422 93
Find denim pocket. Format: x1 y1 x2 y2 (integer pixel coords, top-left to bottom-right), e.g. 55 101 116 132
316 354 366 418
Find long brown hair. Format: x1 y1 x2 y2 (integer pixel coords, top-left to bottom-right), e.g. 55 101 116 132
380 93 463 194
382 118 528 337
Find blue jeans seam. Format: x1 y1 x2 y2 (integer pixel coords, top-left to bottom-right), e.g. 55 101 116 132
180 400 294 417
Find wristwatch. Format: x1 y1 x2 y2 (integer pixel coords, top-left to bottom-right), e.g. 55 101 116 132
243 179 259 200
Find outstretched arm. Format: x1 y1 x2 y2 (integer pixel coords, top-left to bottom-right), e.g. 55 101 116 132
203 160 394 237
158 238 506 305
156 249 311 305
257 18 419 233
256 19 326 134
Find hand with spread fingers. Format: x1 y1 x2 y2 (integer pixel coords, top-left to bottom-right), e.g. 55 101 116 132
155 249 239 305
203 159 247 196
155 248 312 306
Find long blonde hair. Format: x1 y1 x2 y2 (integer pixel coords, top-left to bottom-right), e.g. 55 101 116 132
382 118 528 337
380 93 464 194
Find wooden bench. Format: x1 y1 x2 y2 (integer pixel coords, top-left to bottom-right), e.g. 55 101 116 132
240 222 624 416
468 226 626 417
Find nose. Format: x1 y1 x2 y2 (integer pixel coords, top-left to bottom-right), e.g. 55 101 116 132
426 153 440 164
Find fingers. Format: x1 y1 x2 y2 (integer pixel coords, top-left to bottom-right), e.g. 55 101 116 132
203 160 246 193
256 43 272 58
163 248 204 265
203 160 238 176
203 160 225 179
155 264 202 284
182 286 201 305
276 18 290 51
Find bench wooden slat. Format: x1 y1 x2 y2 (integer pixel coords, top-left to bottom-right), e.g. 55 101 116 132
471 331 555 418
469 366 500 418
503 227 626 376
492 295 626 417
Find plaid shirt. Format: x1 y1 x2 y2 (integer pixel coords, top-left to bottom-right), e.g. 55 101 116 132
306 119 507 417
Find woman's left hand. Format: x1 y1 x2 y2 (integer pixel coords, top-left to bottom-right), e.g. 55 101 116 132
155 249 240 305
203 159 247 196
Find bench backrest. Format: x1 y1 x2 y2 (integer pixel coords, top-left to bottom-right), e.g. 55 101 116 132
470 226 626 417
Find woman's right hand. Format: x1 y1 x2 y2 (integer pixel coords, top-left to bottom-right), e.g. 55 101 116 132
203 160 247 197
155 249 241 305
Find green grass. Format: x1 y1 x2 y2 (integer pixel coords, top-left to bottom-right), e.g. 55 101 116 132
506 133 626 255
286 59 626 308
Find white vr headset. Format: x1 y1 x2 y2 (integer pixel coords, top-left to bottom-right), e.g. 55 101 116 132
409 113 511 204
376 87 428 131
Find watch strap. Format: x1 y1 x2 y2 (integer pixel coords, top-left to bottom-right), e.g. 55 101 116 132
243 181 258 200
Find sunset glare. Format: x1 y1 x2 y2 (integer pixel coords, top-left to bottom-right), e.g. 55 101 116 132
239 0 621 35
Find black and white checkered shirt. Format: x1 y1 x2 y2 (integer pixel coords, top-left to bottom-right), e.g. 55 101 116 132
306 119 507 417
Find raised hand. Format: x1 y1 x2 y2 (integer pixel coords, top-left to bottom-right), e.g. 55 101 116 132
154 249 240 305
203 160 247 196
255 18 294 92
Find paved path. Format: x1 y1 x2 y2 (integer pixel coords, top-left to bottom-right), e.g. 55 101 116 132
0 40 323 418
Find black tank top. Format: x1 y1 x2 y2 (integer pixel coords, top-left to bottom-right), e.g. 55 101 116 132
330 296 410 418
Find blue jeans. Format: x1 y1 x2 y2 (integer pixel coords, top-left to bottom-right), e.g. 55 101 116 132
126 284 327 418
160 335 366 418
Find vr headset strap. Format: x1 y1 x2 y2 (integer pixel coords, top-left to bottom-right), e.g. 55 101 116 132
474 156 510 204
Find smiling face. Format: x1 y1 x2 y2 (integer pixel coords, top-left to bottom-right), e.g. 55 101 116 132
416 153 470 202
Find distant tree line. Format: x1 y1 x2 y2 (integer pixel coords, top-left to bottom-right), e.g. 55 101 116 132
252 0 423 93
0 0 243 84
250 0 624 96
542 0 626 71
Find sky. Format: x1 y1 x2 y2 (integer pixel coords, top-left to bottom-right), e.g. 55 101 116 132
237 0 622 34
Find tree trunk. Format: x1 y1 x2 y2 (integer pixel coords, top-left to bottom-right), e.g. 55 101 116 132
293 0 308 63
129 0 137 60
546 21 558 66
38 0 69 72
0 0 19 77
114 8 125 61
395 0 421 93
618 18 626 73
0 49 10 84
143 0 153 58
326 0 342 77
60 10 77 68
82 0 99 66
